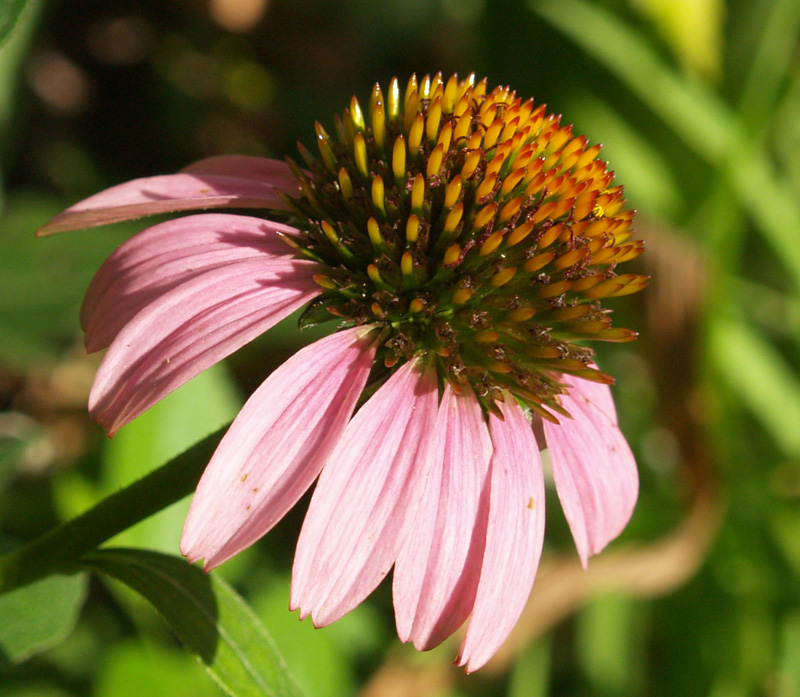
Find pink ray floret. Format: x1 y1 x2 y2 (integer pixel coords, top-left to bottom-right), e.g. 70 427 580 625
41 112 642 672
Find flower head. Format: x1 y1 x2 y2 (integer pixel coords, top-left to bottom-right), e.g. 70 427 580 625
40 73 645 671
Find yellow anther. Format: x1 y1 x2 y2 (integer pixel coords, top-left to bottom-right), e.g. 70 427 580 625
554 247 587 270
372 101 386 152
454 112 472 142
443 243 461 266
507 307 536 322
443 203 463 234
408 112 425 153
409 298 425 314
369 83 384 119
444 175 462 209
443 73 460 113
437 121 453 152
321 220 339 244
426 143 445 177
461 150 481 180
411 174 425 212
476 172 498 201
452 288 472 304
537 223 563 249
498 196 523 224
500 167 526 197
367 264 383 285
506 221 534 247
406 214 419 243
453 91 471 119
350 96 365 132
371 302 385 317
426 97 442 143
387 77 401 121
353 132 368 179
490 267 517 287
524 251 555 272
479 231 504 256
475 330 500 343
314 122 337 172
536 280 572 298
483 119 503 149
401 251 414 276
371 175 386 217
338 167 354 201
313 274 337 290
473 202 497 230
404 90 420 132
367 217 382 247
392 136 406 185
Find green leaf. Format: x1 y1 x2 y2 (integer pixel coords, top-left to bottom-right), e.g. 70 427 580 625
0 0 35 47
84 548 304 697
0 573 87 665
709 315 800 458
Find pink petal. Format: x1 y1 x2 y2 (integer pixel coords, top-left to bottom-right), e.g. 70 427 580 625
81 214 301 351
543 375 638 567
36 160 299 235
89 257 319 434
393 383 492 650
180 155 297 184
457 396 546 673
181 327 378 569
290 360 439 627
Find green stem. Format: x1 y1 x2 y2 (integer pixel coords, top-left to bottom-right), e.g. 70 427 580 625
0 425 228 594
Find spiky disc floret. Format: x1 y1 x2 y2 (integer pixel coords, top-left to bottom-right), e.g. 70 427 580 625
285 72 647 421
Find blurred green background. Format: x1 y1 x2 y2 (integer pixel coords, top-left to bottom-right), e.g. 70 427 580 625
2 0 800 695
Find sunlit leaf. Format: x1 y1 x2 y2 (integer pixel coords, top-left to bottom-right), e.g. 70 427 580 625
0 573 87 664
84 549 304 697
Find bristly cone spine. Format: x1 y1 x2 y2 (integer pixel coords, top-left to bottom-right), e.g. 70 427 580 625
283 72 648 422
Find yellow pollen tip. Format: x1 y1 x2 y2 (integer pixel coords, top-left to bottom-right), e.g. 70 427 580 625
475 330 500 343
498 196 523 224
461 150 481 180
367 264 382 284
452 288 472 304
313 274 337 290
443 203 463 234
507 307 536 322
401 252 414 276
473 202 497 230
490 267 517 287
506 221 534 247
371 175 386 217
409 298 425 313
426 143 445 177
411 174 425 212
406 215 419 243
524 251 555 272
426 97 442 142
408 113 424 152
321 220 338 244
372 101 386 152
479 231 504 256
367 217 382 246
444 243 461 266
444 176 462 209
354 133 368 178
338 167 354 200
392 136 406 185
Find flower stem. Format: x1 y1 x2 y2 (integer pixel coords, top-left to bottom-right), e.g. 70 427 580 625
0 425 228 594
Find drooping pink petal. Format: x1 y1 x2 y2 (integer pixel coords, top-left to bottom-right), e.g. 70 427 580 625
543 374 638 567
89 257 319 435
393 383 492 650
81 214 301 351
36 160 299 235
181 326 378 569
457 396 546 673
290 360 439 627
